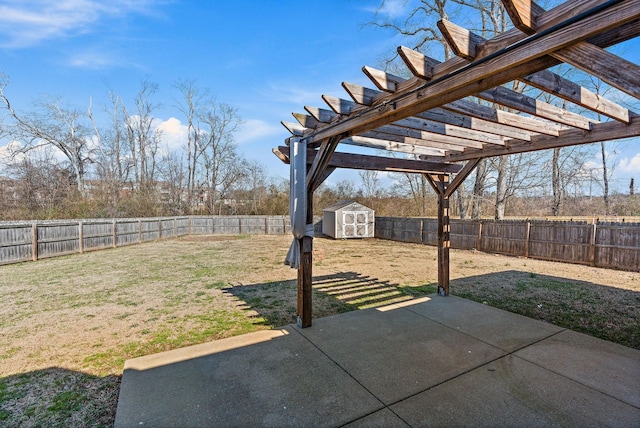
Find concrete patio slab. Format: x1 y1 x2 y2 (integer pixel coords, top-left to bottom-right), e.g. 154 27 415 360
115 295 640 427
115 327 383 428
295 304 505 405
390 354 640 427
406 295 564 352
516 329 640 408
342 408 410 427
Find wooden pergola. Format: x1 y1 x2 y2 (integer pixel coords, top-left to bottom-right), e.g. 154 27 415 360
273 0 640 327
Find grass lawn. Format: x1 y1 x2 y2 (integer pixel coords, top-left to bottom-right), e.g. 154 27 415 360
1 234 638 427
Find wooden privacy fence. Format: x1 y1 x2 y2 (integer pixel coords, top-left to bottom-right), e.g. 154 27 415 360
0 216 290 265
375 217 640 272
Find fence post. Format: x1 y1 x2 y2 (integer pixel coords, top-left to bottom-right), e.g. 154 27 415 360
477 221 483 252
31 222 38 261
112 220 117 248
79 221 84 254
524 221 531 258
174 218 177 237
265 216 269 235
589 222 597 266
391 217 395 241
158 219 162 239
138 220 142 243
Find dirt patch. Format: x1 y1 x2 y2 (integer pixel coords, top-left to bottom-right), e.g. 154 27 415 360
1 235 638 426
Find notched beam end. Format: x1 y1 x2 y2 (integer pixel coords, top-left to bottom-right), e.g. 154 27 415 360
397 46 435 80
437 19 485 61
292 112 319 129
322 94 355 116
362 65 404 93
282 120 306 137
502 0 544 35
342 81 381 106
304 105 337 123
273 147 290 164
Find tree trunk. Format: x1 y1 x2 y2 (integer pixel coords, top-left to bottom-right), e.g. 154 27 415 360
471 159 486 220
456 186 467 219
600 142 610 215
495 157 507 220
552 148 561 216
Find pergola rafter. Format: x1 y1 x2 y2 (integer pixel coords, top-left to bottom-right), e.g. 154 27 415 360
273 0 640 328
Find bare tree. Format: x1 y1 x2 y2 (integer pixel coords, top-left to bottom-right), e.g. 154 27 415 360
5 146 73 217
174 79 210 210
454 186 469 219
359 169 381 198
123 79 162 189
88 91 134 213
159 150 186 215
493 157 508 219
470 160 488 219
488 152 546 218
197 103 243 214
389 171 432 216
370 0 451 64
589 77 620 215
551 147 561 216
547 144 592 214
0 74 93 196
243 160 268 214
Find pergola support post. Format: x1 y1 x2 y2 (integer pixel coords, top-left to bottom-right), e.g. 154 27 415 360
297 187 314 328
296 137 339 328
430 174 451 296
426 159 481 296
437 183 450 296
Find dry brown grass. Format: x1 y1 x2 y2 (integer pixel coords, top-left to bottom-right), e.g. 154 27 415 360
1 235 638 427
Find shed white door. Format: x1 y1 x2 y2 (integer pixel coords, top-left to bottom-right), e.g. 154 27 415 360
342 211 368 238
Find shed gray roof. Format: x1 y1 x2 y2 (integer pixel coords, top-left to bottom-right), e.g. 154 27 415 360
323 200 372 212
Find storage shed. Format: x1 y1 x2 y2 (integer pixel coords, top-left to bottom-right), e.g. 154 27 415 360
322 201 374 239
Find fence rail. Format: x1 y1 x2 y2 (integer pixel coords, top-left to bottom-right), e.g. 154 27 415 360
375 217 640 272
0 216 290 266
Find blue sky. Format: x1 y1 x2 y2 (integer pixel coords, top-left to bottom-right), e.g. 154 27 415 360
0 0 638 194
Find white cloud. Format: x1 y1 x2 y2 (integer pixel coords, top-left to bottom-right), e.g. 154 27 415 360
0 141 19 162
235 119 283 145
618 152 640 174
0 140 69 166
155 117 187 152
582 159 602 174
264 82 326 106
67 50 139 70
371 0 408 18
0 0 164 48
142 116 281 154
361 0 408 19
